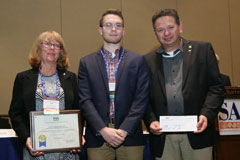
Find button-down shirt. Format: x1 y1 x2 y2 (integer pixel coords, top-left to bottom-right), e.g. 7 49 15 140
103 48 120 119
157 39 185 115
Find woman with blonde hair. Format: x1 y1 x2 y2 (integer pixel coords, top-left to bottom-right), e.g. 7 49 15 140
9 31 81 160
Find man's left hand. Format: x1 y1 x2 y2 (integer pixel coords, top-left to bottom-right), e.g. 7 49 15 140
194 115 208 133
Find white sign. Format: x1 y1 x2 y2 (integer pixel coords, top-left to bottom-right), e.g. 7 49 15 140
218 99 240 135
0 129 17 138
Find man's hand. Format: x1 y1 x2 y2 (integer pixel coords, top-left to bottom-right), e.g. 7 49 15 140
194 115 208 133
100 127 125 147
116 129 128 139
149 121 162 135
26 137 44 156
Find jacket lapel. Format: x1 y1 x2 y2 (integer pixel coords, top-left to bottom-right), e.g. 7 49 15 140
156 52 167 97
25 68 38 110
182 39 192 89
115 48 127 92
58 69 73 110
96 51 109 93
58 69 67 90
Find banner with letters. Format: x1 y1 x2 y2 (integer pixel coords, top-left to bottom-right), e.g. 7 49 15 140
218 99 240 135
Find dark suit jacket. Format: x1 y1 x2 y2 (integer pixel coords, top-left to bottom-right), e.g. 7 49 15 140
0 118 11 129
9 68 79 143
78 48 149 148
144 38 225 157
220 73 231 86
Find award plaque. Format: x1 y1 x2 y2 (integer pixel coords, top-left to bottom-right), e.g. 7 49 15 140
30 110 82 152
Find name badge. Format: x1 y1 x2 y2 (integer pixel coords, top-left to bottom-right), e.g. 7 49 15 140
43 97 60 114
108 83 116 91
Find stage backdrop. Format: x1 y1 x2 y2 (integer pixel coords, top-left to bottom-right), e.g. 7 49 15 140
1 0 240 114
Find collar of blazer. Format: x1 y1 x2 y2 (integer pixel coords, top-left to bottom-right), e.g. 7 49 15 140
182 38 192 89
27 67 70 80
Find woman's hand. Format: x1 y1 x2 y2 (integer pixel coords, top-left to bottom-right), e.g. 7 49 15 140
26 137 44 156
70 136 86 153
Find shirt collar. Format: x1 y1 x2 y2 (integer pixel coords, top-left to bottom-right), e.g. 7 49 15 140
102 47 121 59
156 38 183 54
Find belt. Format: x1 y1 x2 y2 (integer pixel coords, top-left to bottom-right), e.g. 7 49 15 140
109 117 115 124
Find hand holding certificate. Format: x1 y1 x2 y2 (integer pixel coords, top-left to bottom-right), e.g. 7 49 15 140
30 110 82 153
159 116 198 132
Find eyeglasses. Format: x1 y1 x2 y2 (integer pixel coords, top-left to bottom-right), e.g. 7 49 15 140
41 41 61 50
102 23 123 30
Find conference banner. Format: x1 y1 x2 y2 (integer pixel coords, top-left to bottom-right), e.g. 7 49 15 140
218 99 240 135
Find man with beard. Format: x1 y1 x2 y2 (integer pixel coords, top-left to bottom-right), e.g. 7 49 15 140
78 9 149 160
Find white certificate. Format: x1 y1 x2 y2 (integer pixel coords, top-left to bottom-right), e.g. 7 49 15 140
160 116 198 132
30 110 82 152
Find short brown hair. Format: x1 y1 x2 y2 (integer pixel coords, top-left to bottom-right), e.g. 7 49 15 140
152 9 180 30
28 31 69 69
99 9 124 27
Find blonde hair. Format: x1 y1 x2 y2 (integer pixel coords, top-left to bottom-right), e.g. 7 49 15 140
28 31 69 69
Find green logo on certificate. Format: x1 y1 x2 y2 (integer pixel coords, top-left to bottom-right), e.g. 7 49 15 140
39 135 46 147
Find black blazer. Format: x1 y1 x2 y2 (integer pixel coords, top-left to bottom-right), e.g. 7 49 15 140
9 68 79 143
78 48 149 148
144 38 225 157
220 73 231 86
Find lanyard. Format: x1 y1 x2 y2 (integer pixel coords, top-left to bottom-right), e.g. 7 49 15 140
39 69 59 98
100 48 125 79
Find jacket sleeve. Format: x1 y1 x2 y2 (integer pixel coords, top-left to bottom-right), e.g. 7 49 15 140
200 43 225 125
143 56 159 131
9 73 30 143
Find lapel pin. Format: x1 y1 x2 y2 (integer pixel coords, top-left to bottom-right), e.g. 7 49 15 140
188 45 192 52
63 73 66 76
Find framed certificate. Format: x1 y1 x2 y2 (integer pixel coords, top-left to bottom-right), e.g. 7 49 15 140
30 110 82 152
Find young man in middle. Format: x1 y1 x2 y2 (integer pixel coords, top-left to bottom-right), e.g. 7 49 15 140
78 9 149 160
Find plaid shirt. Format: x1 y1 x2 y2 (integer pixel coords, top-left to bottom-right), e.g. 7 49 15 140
103 48 120 119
